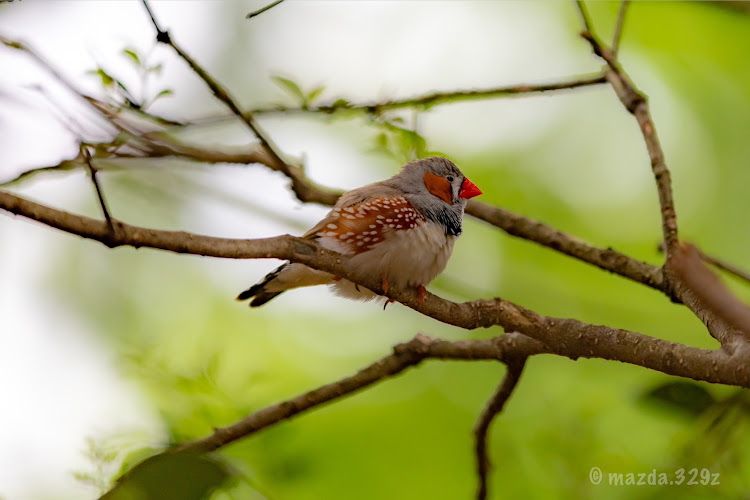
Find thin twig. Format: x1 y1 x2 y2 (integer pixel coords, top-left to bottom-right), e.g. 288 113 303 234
575 0 595 35
1 36 84 100
0 161 79 187
81 146 114 230
246 0 285 20
573 3 679 258
474 358 527 500
114 74 606 129
659 242 750 287
139 0 291 175
612 0 630 57
251 74 608 116
699 250 750 286
0 35 120 133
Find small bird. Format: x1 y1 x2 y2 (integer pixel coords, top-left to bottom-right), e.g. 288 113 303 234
237 156 482 307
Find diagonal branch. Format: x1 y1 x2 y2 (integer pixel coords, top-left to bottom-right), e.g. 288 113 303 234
669 244 750 340
81 146 114 230
474 358 527 500
178 334 541 453
3 189 750 388
140 0 290 175
574 2 678 258
698 249 750 286
2 33 659 292
246 0 285 20
465 201 665 292
569 2 750 349
612 0 630 57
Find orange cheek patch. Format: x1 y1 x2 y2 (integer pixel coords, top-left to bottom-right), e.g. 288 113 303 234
423 172 452 204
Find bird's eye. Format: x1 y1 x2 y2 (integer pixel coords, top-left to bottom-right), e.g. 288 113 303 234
446 176 454 182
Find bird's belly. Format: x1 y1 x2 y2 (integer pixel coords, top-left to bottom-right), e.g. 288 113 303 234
327 221 455 300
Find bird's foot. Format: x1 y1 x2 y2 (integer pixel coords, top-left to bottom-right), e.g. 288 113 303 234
417 285 426 306
381 277 394 309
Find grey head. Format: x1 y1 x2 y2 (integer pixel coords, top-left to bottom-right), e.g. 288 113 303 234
385 156 482 236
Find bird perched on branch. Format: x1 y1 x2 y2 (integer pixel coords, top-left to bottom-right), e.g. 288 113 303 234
237 156 482 307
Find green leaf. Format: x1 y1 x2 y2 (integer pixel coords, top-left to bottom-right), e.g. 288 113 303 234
101 452 231 500
153 89 174 102
641 381 717 418
331 98 350 109
397 129 426 157
375 132 389 149
88 68 115 87
271 75 306 103
307 85 325 104
123 48 140 66
115 80 131 96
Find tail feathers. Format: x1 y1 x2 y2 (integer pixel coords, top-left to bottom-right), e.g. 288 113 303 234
237 263 336 308
237 263 288 307
247 290 284 307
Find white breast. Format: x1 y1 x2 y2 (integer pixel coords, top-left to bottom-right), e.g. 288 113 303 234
321 220 456 301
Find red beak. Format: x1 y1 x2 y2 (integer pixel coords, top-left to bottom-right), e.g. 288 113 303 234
459 177 482 199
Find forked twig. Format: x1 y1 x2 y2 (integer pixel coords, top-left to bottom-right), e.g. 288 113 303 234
474 358 527 500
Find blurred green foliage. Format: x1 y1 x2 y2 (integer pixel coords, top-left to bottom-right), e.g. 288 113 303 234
19 1 750 499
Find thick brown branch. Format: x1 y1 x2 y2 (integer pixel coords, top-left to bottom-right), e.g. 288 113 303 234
3 190 750 388
466 201 665 291
178 334 541 453
570 3 750 350
4 33 654 292
474 358 527 500
668 244 750 343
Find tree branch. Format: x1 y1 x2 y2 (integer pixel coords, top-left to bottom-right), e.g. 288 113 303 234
574 2 679 258
570 3 750 350
2 189 750 389
140 0 292 176
465 201 665 292
669 244 750 341
2 32 654 294
177 334 541 453
474 358 527 500
699 249 750 286
612 0 630 57
81 146 114 230
249 74 608 116
246 0 285 20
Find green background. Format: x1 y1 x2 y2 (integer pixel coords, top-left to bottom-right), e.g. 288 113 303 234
3 1 750 499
